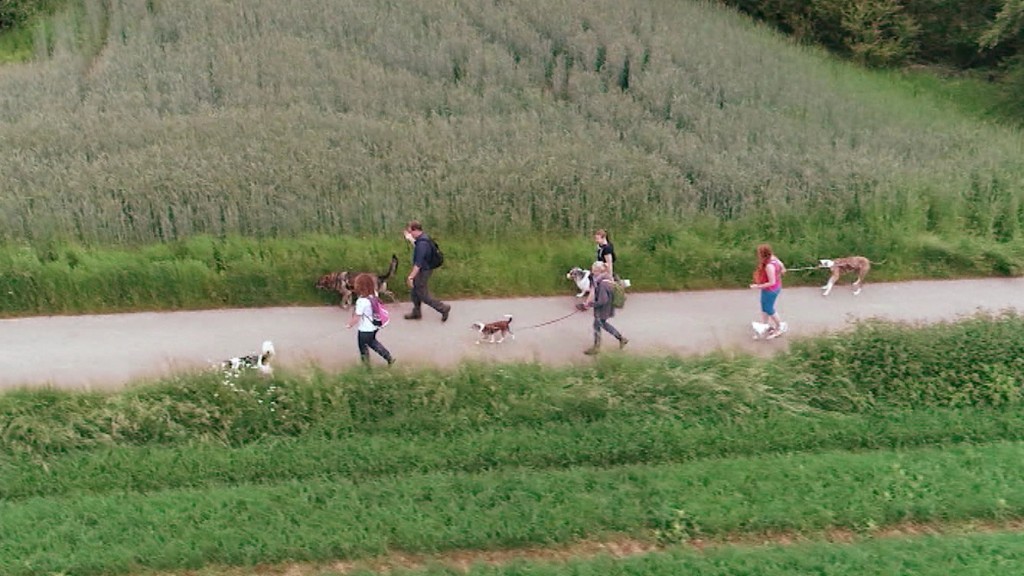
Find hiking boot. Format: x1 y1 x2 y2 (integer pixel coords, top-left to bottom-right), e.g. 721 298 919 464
583 346 600 356
619 337 629 349
404 311 422 320
440 304 451 322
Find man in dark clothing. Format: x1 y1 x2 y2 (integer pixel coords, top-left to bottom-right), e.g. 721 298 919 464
403 220 451 321
576 261 627 355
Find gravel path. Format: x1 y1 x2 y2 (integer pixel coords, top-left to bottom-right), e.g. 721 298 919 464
3 277 1023 389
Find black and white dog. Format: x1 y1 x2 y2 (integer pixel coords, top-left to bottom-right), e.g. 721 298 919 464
566 267 592 298
221 341 275 375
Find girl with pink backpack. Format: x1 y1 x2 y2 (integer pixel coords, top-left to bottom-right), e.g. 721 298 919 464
346 273 395 366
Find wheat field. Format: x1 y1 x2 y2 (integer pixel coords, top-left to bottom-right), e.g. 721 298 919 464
0 0 1022 245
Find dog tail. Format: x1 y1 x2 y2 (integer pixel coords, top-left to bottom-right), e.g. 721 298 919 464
380 254 398 281
504 314 512 324
261 340 275 359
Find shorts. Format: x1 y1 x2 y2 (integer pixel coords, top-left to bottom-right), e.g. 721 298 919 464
760 288 781 315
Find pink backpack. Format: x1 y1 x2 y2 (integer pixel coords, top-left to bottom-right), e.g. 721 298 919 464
370 296 390 328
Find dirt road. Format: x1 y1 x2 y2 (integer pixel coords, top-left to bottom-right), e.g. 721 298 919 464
3 277 1024 390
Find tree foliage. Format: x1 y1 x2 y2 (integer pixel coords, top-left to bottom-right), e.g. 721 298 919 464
0 0 51 31
720 0 1018 67
980 0 1024 49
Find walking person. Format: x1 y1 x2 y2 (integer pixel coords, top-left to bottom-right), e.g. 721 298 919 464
749 243 788 339
585 229 619 308
403 220 451 321
594 229 616 278
576 261 628 355
346 273 395 366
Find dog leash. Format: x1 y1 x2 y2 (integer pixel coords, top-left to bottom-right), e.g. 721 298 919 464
518 308 585 331
788 257 887 273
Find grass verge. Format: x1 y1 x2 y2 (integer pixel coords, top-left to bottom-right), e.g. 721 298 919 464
2 407 1023 501
3 441 1024 575
1 229 1023 317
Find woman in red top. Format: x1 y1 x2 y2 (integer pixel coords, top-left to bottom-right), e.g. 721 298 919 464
749 244 788 339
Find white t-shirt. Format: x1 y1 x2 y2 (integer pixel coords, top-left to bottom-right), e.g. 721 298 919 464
354 297 377 332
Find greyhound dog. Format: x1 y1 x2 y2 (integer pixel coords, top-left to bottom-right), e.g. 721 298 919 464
819 257 872 296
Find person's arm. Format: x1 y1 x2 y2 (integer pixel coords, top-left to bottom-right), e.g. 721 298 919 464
603 253 614 277
346 306 360 329
406 264 420 288
594 281 611 308
407 240 427 287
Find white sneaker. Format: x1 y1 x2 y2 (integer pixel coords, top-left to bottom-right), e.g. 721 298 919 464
765 319 786 338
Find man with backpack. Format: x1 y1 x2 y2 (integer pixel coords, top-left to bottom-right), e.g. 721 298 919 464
403 220 451 321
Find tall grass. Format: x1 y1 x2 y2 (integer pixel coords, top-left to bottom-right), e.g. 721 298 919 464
0 0 1021 247
2 228 1023 317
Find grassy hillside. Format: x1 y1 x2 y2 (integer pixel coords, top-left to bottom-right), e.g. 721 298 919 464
1 0 1023 247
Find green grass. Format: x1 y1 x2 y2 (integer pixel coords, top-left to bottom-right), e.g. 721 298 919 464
4 441 1024 575
889 67 1012 124
2 228 1024 317
2 407 1023 502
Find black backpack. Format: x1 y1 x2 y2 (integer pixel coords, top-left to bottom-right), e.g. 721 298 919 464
427 239 444 269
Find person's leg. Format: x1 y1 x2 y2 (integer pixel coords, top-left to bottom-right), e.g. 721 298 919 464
366 331 394 365
600 319 623 340
357 331 372 364
584 317 602 354
406 272 424 319
598 315 626 348
600 319 628 348
770 289 786 334
760 290 780 330
412 269 450 320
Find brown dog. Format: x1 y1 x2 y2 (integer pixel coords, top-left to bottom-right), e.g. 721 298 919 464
472 315 514 344
819 257 871 296
316 254 398 308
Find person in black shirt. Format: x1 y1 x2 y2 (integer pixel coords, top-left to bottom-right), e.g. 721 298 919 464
595 229 616 278
403 220 451 321
584 229 618 308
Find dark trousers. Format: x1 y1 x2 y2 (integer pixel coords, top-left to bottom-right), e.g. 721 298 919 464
593 317 623 347
411 268 446 314
357 330 392 364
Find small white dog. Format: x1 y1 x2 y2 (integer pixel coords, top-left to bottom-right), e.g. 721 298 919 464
566 267 592 298
221 340 275 375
